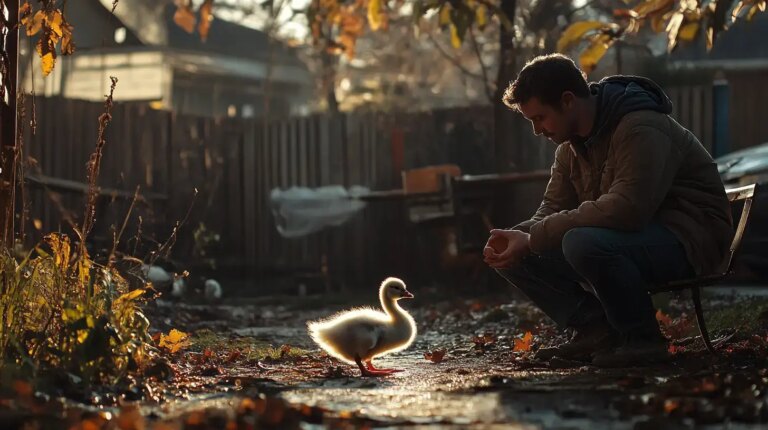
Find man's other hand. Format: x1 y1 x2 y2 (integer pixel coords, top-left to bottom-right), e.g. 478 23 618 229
483 229 531 269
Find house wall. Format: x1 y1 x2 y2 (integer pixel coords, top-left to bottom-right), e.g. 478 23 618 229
62 51 168 102
171 72 295 118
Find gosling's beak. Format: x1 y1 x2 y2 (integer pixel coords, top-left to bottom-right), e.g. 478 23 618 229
402 290 414 299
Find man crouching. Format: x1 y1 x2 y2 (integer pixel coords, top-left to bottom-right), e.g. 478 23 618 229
484 54 732 367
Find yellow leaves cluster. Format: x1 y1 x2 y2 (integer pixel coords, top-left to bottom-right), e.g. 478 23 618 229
173 0 215 42
559 0 767 73
557 21 620 73
309 0 372 59
20 2 75 76
309 0 496 59
732 0 767 23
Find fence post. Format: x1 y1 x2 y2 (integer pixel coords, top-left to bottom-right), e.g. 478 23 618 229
0 0 19 246
712 78 730 158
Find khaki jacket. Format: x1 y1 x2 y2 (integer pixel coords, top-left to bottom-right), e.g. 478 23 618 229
515 110 733 276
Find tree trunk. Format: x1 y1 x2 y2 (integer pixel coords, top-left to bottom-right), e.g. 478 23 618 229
0 0 19 246
493 0 520 173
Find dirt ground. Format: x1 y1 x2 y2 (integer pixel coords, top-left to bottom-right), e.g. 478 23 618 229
4 282 768 429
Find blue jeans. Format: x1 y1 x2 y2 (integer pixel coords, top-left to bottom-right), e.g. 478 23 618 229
496 223 694 335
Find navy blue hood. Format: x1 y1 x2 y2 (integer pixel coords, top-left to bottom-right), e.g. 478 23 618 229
581 75 673 147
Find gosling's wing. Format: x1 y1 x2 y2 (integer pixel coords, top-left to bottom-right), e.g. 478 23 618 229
347 319 382 351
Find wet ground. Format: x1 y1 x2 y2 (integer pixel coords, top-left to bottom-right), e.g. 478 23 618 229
5 283 768 429
134 283 768 429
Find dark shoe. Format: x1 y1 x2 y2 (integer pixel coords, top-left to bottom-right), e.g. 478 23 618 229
535 318 621 362
592 327 669 368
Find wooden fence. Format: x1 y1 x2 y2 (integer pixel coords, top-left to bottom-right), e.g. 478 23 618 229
19 85 734 289
20 98 547 287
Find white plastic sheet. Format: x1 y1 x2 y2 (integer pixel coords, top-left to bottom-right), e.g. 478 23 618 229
269 185 370 238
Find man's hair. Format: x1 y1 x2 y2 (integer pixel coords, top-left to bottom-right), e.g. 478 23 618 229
502 54 590 112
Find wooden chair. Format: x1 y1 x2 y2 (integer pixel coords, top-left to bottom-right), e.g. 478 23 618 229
649 183 759 353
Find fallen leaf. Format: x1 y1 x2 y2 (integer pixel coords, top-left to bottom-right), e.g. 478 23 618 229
514 331 534 352
279 344 292 358
656 309 673 326
663 398 680 414
185 411 205 426
424 349 447 363
13 380 32 397
472 334 496 348
158 328 192 354
469 301 485 312
116 404 145 430
225 349 242 363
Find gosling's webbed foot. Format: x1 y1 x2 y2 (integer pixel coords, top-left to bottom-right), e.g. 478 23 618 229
359 368 394 377
365 360 402 375
357 356 395 377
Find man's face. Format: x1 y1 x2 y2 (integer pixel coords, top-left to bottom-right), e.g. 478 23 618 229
518 95 576 145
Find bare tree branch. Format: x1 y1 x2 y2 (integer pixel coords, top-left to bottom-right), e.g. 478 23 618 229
426 32 485 81
469 27 495 104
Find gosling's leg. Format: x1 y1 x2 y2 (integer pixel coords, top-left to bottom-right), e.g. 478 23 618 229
355 355 390 377
365 360 402 374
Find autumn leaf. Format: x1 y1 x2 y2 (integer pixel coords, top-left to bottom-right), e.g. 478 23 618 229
449 24 461 48
340 13 365 36
45 233 70 268
158 328 192 353
476 4 487 29
613 8 639 19
472 333 496 349
339 33 356 58
174 4 196 34
557 21 615 53
439 3 452 26
19 2 33 29
226 349 242 363
116 404 145 430
25 10 44 36
198 0 214 42
663 398 680 414
677 22 699 41
61 20 76 55
665 12 684 50
579 34 614 73
115 288 145 304
279 344 292 358
747 1 766 21
13 380 33 398
656 309 673 326
47 10 64 39
367 0 383 31
513 331 533 352
650 12 670 33
633 0 675 18
424 349 446 363
33 219 42 230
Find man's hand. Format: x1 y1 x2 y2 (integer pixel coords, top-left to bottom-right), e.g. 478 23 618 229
482 229 531 269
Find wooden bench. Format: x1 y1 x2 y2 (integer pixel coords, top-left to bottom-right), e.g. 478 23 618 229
649 183 759 353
